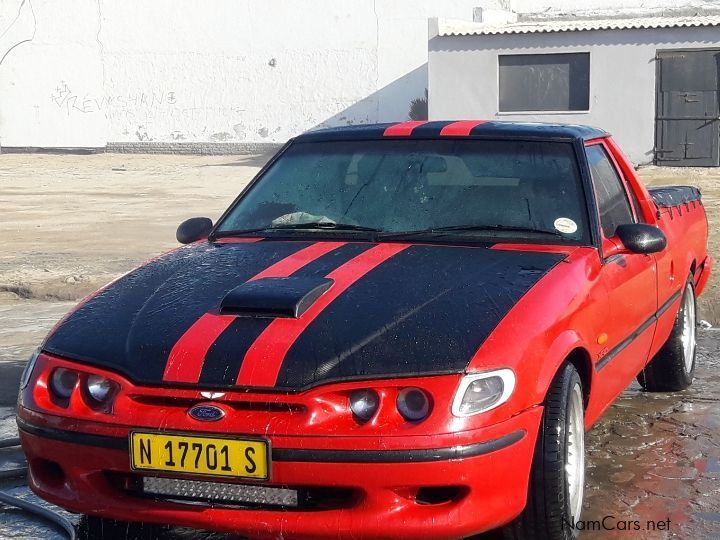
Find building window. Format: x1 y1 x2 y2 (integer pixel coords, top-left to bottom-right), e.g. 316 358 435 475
498 53 590 112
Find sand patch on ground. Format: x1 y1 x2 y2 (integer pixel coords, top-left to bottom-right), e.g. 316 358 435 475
0 153 264 303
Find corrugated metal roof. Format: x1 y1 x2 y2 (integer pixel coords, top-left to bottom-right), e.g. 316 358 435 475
436 15 720 36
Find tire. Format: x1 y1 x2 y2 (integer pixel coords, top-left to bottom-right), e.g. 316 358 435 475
503 363 585 540
77 516 168 540
637 276 696 392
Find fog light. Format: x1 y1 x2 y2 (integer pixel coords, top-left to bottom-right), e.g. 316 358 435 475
396 387 430 422
143 476 298 507
86 375 117 403
349 389 379 421
49 368 78 399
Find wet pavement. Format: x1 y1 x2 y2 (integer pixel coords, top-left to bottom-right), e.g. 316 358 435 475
581 329 720 539
0 301 718 539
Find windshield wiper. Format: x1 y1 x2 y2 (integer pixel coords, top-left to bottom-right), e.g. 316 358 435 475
379 224 566 239
270 222 381 232
215 222 381 237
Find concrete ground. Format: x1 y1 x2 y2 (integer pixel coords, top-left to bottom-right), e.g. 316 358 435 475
0 154 719 539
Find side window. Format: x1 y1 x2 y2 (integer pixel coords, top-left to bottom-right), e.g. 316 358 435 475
586 145 635 238
625 182 644 221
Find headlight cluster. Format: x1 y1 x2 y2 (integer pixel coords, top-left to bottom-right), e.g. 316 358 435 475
349 386 431 423
348 370 515 423
49 367 119 409
451 369 516 417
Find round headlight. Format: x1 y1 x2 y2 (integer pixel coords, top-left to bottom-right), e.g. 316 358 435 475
396 387 430 422
349 389 379 421
86 375 116 403
50 368 78 399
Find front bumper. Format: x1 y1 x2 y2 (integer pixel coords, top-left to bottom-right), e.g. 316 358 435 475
18 406 541 540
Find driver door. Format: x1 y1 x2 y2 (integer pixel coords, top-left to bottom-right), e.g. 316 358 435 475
586 142 658 410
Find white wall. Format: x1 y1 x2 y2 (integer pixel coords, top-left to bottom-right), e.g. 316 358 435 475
428 26 720 164
0 0 479 149
1 0 715 149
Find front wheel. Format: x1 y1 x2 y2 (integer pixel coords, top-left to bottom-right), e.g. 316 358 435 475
637 276 696 392
503 363 585 540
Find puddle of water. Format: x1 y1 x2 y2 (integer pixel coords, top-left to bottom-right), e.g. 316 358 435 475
582 330 720 539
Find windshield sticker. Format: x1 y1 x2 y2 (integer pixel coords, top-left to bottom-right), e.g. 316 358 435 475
554 217 578 235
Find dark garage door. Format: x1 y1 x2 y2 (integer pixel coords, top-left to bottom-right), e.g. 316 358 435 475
655 49 720 166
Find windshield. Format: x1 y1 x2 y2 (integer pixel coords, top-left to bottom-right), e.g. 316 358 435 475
216 139 589 243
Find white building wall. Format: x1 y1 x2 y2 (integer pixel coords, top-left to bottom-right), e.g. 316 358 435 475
0 0 479 149
1 0 716 149
428 26 720 164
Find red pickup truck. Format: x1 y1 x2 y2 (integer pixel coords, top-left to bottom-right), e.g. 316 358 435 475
18 120 712 539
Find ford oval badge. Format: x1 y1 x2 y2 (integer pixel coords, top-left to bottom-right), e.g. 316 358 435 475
188 404 225 422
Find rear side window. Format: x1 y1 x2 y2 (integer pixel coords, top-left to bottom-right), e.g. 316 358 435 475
586 145 635 238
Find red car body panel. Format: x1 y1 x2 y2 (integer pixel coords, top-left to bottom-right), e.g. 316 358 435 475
18 354 540 539
18 121 711 538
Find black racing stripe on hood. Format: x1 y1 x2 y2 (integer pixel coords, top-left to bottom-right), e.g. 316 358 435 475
291 242 375 277
43 241 314 383
198 317 269 385
197 242 374 386
275 245 564 389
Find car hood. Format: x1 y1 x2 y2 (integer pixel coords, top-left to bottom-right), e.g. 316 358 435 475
43 240 565 390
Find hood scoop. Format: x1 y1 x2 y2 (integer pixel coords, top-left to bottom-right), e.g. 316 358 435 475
220 277 333 319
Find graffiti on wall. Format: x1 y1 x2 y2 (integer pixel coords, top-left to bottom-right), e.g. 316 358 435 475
48 79 252 142
50 81 178 116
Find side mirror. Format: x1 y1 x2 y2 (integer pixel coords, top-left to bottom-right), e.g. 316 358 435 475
615 224 667 254
176 217 213 244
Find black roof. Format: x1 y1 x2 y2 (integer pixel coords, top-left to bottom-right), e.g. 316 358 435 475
296 120 607 143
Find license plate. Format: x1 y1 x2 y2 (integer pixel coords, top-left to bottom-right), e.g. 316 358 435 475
130 432 269 480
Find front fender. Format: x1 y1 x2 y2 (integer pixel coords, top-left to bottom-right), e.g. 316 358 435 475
531 330 593 407
467 247 607 426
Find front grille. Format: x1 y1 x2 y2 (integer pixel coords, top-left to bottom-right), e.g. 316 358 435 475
129 395 305 413
143 476 299 507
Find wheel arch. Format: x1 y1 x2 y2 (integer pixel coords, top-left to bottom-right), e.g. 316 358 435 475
564 347 592 409
533 331 593 411
685 252 699 288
